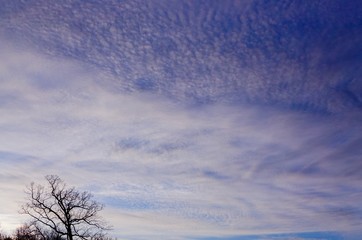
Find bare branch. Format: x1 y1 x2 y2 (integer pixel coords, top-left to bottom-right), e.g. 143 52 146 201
21 175 110 240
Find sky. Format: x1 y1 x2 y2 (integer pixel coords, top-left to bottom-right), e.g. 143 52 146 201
0 0 362 239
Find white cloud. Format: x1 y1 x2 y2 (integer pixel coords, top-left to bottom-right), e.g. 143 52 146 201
0 43 361 239
4 0 362 115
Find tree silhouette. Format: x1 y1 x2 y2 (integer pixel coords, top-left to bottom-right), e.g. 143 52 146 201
20 175 109 240
15 222 62 240
14 223 38 240
0 225 12 240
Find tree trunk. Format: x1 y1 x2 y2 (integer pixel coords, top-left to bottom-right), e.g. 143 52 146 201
67 225 73 240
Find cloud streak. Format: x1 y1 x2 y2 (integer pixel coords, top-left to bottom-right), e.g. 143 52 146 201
0 43 361 239
1 1 362 239
1 0 362 113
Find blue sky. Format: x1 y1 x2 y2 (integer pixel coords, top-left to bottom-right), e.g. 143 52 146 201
0 0 362 239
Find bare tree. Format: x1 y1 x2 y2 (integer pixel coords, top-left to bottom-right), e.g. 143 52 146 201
14 223 39 240
15 222 62 240
0 225 12 240
21 175 110 240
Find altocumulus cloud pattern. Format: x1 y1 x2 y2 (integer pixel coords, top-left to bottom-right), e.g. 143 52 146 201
0 0 362 239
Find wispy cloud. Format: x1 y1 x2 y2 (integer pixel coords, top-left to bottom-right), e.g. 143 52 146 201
0 43 361 239
1 1 361 114
1 1 362 239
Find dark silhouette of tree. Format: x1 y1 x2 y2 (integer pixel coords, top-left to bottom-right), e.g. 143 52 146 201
0 226 12 240
14 223 38 240
15 222 62 240
20 175 110 240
